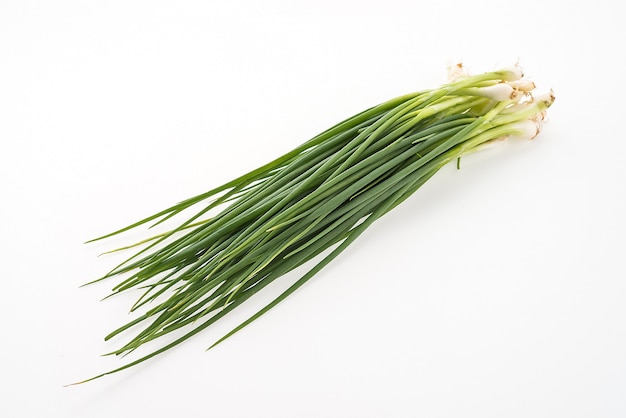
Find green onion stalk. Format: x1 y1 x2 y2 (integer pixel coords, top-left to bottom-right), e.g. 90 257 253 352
73 64 554 384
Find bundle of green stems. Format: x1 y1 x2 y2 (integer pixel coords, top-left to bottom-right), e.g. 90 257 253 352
76 65 554 383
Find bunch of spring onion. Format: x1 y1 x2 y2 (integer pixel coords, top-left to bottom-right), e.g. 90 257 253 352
75 64 554 384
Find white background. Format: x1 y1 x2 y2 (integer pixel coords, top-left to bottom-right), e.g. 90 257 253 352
1 0 625 417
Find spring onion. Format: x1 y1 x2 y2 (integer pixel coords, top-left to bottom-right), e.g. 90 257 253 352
74 64 554 384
